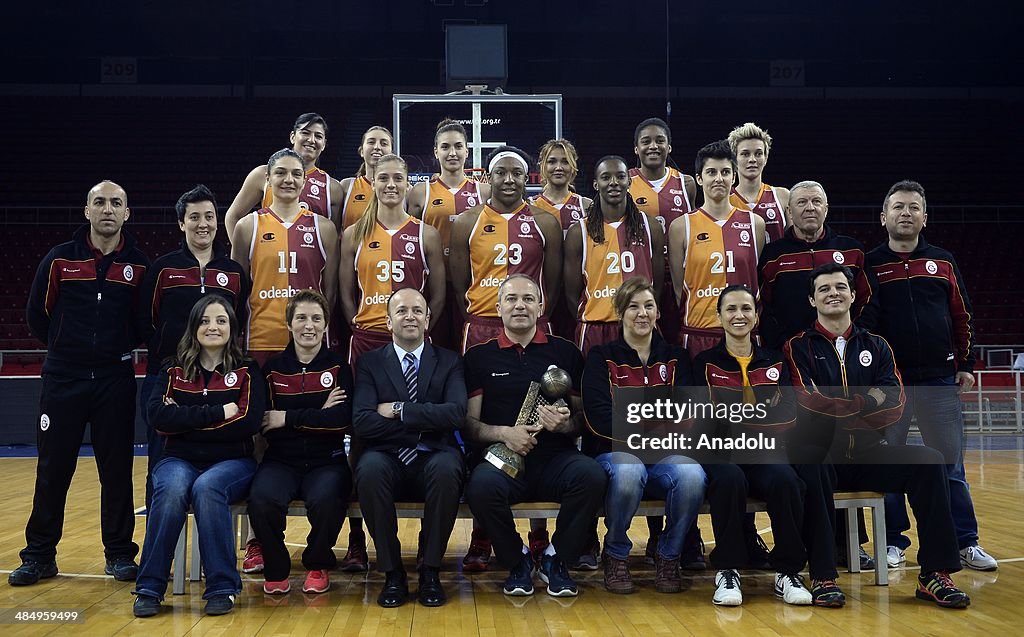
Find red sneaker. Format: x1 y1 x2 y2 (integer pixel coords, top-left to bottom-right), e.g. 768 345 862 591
339 534 369 573
263 578 290 595
462 530 492 573
528 529 550 565
302 569 331 594
242 540 264 574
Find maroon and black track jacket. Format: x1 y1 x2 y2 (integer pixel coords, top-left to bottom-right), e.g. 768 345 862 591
263 343 353 466
757 225 877 349
784 322 905 457
26 224 150 378
863 236 975 381
581 331 693 457
148 359 265 467
138 240 248 374
693 340 796 433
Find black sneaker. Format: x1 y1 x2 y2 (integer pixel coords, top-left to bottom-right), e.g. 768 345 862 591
916 571 970 609
681 536 707 571
502 552 535 596
644 535 659 566
747 535 772 570
105 557 139 582
571 535 600 571
204 594 235 615
133 593 162 618
837 546 875 571
811 579 846 608
539 554 579 597
8 560 58 586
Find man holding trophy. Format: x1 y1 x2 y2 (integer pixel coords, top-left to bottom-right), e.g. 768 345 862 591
464 274 607 597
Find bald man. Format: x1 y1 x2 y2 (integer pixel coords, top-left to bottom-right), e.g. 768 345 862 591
12 181 150 586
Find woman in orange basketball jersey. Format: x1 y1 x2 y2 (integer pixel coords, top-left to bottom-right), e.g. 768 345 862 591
339 153 445 366
532 138 593 342
564 155 663 355
231 149 340 366
450 146 563 354
407 119 490 230
225 113 344 239
406 119 489 349
339 126 395 230
531 139 592 235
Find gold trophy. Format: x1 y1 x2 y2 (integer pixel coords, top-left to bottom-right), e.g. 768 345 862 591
484 366 573 478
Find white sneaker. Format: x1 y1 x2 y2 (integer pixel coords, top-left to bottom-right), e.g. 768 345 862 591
713 569 743 606
886 545 906 568
774 572 812 605
960 544 998 571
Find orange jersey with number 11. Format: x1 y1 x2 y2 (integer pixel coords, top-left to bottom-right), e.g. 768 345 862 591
247 209 328 351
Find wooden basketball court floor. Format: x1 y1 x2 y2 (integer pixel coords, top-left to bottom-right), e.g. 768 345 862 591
0 446 1020 636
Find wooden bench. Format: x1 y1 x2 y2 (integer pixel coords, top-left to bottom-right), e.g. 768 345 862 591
158 491 887 595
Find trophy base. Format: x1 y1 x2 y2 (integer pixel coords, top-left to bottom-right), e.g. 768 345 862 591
485 449 522 479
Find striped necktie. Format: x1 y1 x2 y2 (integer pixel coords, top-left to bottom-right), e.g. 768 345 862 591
397 352 418 465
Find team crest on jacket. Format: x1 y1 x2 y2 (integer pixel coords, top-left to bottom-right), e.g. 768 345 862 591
225 371 238 387
926 260 938 274
859 351 873 367
766 367 780 381
832 251 845 264
659 364 668 382
123 265 134 281
40 414 50 432
216 272 229 287
320 371 333 388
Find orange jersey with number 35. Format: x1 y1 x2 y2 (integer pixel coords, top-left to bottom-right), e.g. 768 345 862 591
352 218 429 331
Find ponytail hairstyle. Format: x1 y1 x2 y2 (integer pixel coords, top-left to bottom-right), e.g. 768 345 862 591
355 125 394 178
352 153 409 245
585 155 647 247
175 296 246 382
434 118 468 146
267 147 305 174
537 138 580 186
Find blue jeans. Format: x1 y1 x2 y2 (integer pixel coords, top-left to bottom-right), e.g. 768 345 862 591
139 373 164 512
596 452 706 560
135 456 256 601
884 376 980 550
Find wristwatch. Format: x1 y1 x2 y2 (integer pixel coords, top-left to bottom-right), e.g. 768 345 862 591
392 401 404 419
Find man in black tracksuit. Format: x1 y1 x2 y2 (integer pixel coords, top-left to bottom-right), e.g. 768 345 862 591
863 179 994 571
12 181 150 586
758 180 877 350
758 179 878 567
785 262 970 608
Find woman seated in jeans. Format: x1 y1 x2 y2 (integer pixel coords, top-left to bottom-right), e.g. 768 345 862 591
133 295 265 617
580 276 706 594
